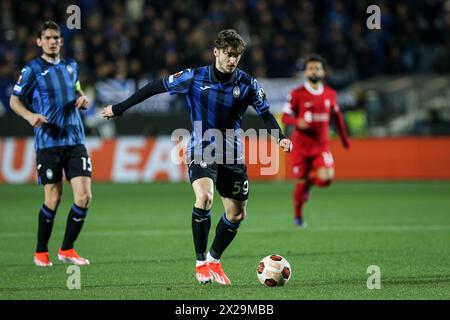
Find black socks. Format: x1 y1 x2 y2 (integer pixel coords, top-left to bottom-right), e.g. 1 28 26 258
210 213 240 260
36 204 56 252
61 204 88 250
192 207 211 261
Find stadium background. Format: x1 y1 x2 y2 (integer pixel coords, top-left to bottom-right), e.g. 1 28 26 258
0 0 449 300
1 0 450 182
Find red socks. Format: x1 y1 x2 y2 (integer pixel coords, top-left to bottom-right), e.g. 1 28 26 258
293 182 306 219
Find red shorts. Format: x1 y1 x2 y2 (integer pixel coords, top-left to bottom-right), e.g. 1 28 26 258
290 149 335 178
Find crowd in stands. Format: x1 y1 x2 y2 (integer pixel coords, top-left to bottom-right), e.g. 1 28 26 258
0 0 449 104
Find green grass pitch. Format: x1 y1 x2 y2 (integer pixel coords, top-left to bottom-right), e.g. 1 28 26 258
0 181 449 299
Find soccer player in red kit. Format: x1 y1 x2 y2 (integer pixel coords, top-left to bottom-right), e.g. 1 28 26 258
282 55 350 226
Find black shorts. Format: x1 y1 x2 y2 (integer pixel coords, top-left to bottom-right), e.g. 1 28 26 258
188 162 249 201
36 144 92 185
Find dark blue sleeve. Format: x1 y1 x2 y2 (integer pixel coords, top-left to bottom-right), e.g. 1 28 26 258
249 78 270 115
12 65 36 99
162 69 194 95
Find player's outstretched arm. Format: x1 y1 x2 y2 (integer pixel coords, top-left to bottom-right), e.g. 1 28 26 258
101 79 167 119
281 112 297 126
259 111 293 152
10 95 47 127
331 111 350 148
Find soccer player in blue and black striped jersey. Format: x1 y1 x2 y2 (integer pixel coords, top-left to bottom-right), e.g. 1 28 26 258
102 29 293 285
10 21 91 267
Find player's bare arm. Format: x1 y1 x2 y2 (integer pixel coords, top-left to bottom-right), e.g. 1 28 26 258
9 95 48 127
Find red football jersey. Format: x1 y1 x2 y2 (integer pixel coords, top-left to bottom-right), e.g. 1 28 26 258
282 82 340 153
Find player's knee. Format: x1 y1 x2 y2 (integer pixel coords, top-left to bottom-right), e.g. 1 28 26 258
317 169 334 183
75 192 92 208
45 196 61 211
228 207 247 223
45 192 62 210
196 192 213 210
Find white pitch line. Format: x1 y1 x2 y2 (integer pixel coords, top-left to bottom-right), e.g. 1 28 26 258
0 225 449 238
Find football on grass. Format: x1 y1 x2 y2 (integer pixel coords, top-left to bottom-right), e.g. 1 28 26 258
257 255 292 287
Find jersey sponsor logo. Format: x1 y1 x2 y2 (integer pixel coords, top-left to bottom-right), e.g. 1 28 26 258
304 111 329 122
304 101 313 108
233 86 240 98
312 113 329 122
200 85 211 91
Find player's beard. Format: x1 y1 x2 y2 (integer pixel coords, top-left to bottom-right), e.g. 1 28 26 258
307 76 324 84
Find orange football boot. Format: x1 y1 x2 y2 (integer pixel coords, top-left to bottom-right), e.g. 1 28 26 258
208 261 231 285
33 252 53 267
58 248 90 266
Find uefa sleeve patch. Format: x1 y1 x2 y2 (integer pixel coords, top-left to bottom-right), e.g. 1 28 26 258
168 70 184 84
14 85 22 93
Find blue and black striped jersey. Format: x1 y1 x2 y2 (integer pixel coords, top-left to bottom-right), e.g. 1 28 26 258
163 65 270 163
12 57 85 150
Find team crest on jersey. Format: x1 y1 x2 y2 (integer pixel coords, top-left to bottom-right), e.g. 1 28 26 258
324 99 331 109
200 161 207 168
46 169 53 180
67 64 74 74
233 86 240 98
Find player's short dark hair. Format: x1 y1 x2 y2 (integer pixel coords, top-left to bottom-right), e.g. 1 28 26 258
303 54 327 70
37 21 61 38
214 29 247 55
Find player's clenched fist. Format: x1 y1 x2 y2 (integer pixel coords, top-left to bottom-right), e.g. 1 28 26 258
26 113 48 127
75 95 89 109
279 138 293 152
101 105 114 119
